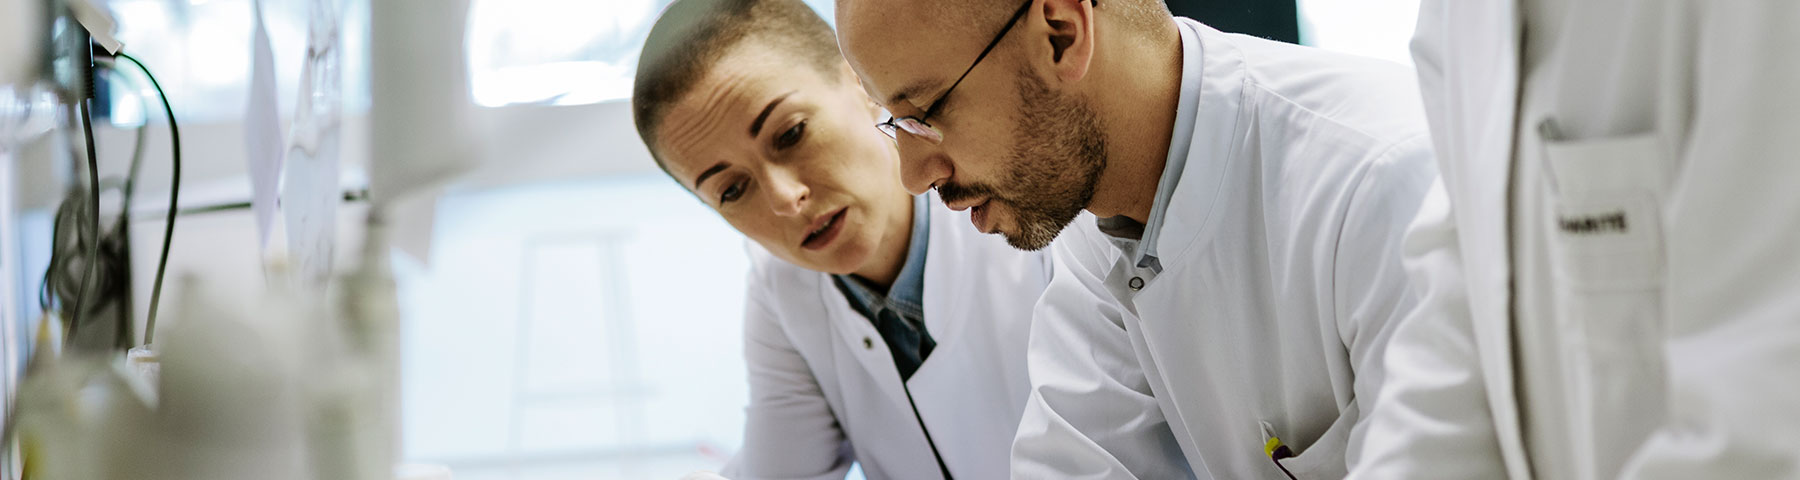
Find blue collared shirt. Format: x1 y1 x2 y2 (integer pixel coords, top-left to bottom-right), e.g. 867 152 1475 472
832 194 934 381
1095 18 1204 275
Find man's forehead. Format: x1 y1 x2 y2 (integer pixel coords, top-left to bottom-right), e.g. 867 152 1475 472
838 1 975 107
885 78 944 110
847 47 965 113
851 61 938 110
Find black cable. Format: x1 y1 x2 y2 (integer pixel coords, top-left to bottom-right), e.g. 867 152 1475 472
116 52 178 345
95 59 151 207
37 63 152 350
97 60 149 350
38 191 85 314
67 99 101 345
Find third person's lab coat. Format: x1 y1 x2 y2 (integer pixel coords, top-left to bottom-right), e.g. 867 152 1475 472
1011 18 1438 480
1350 1 1800 479
727 193 1048 480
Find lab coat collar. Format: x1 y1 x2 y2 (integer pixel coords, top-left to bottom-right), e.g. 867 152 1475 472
1108 16 1207 273
916 192 960 357
1144 19 1251 271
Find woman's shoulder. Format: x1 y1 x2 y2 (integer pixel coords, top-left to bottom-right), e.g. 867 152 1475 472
744 240 828 298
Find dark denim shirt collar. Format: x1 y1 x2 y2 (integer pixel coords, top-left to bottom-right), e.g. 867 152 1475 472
834 194 930 321
832 194 934 380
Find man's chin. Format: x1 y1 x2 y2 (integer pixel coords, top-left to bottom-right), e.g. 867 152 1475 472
1002 234 1052 251
1000 207 1087 251
998 225 1057 251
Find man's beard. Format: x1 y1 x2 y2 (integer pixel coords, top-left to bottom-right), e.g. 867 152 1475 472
937 72 1107 251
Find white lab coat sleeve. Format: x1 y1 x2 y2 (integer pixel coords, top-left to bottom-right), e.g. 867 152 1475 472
1346 181 1509 479
1333 135 1437 472
1617 2 1800 477
1011 227 1194 480
723 277 854 480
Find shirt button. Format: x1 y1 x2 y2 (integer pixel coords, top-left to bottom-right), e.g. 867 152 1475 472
863 337 874 349
1128 277 1145 291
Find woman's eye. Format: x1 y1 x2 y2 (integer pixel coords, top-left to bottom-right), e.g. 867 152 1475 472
720 179 747 204
775 121 807 150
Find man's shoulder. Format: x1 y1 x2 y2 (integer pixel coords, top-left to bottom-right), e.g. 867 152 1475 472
1219 35 1428 148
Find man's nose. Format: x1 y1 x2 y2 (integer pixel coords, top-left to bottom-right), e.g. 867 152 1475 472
896 135 953 196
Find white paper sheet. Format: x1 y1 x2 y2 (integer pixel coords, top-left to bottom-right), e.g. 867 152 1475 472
368 0 479 266
245 0 283 250
283 0 344 287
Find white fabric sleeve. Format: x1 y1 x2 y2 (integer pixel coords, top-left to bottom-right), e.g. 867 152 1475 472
1346 181 1509 479
1331 135 1440 473
723 277 854 480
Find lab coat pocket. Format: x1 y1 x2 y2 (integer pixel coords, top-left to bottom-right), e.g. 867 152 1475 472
1540 128 1670 473
1541 131 1669 291
1261 406 1355 480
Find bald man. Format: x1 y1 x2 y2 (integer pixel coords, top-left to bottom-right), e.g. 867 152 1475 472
836 1 1438 478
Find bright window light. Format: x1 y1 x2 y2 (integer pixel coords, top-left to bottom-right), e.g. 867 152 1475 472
465 0 835 107
1298 0 1421 65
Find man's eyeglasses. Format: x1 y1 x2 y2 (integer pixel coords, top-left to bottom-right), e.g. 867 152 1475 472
876 0 1036 144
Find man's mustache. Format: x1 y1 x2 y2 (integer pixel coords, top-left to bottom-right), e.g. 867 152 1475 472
935 182 1002 205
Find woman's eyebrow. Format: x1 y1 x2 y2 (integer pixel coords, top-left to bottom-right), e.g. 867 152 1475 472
749 91 796 137
693 161 730 190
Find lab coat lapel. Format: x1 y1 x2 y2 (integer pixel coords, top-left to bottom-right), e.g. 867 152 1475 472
1416 0 1530 476
822 277 914 414
915 194 960 363
821 194 970 427
1464 2 1530 477
891 194 970 393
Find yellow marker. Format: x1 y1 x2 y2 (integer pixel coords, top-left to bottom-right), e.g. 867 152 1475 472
1264 435 1297 479
1264 435 1294 460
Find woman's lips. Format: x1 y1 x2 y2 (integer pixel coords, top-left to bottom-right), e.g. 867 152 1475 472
802 208 848 250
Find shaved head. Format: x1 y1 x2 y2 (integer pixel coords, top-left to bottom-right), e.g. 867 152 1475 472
834 0 1171 112
836 0 1169 44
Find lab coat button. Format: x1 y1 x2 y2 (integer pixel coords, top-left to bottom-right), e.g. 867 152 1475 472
862 337 874 349
1128 277 1145 291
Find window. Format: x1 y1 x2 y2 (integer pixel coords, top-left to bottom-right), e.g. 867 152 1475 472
465 0 837 107
105 0 372 126
1298 0 1422 65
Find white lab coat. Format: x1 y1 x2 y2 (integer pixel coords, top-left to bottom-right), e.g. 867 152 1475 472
1012 19 1437 479
723 193 1048 480
1351 1 1800 479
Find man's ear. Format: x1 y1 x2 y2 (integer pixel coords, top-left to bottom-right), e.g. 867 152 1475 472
1039 0 1095 83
